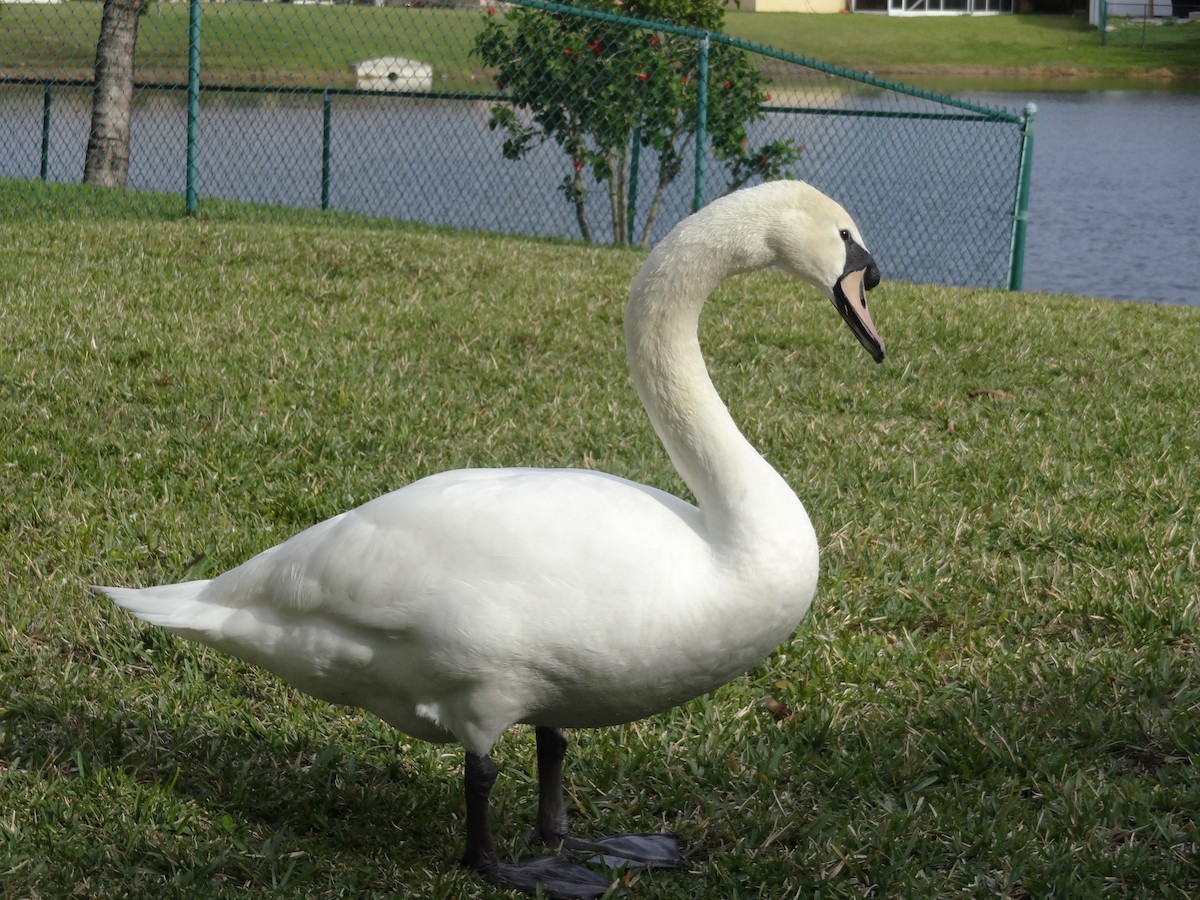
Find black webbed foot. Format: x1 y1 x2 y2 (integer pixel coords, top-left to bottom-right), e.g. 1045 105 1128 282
561 832 685 870
484 855 613 900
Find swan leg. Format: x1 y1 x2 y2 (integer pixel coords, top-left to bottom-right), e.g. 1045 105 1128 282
461 750 612 900
534 726 686 870
533 725 572 842
461 752 501 873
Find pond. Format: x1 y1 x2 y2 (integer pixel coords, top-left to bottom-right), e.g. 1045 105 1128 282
963 89 1200 307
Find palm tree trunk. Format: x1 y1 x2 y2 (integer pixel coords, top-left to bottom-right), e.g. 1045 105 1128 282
84 0 146 188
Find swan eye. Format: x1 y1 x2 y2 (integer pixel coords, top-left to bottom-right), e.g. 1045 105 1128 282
838 229 851 241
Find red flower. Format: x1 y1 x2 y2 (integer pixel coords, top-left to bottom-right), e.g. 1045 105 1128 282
573 159 584 173
486 6 495 15
723 80 732 89
649 35 661 47
588 40 603 56
564 48 573 56
637 71 648 81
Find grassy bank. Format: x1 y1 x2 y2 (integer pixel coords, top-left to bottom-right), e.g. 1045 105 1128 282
2 2 1198 90
727 11 1200 89
1 183 1198 898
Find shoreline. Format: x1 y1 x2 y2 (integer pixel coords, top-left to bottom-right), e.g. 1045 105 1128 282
874 63 1200 93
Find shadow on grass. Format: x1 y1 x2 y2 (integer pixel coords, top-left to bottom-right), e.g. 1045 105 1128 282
1 689 465 864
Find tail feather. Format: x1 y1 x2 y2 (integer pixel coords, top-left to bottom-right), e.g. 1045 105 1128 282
93 580 215 633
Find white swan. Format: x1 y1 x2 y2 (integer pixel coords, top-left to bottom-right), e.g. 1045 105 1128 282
97 179 883 899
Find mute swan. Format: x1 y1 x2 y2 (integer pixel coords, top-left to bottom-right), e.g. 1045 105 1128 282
97 179 883 899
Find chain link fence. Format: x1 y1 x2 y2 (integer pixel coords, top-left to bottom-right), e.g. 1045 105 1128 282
1094 0 1200 46
1 0 1034 289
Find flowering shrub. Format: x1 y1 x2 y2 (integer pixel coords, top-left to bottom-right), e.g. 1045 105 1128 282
475 1 800 246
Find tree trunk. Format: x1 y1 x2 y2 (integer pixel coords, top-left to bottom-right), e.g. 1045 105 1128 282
84 0 146 188
569 165 592 244
640 130 691 249
607 146 627 247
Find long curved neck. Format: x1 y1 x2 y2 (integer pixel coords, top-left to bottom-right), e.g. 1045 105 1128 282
624 213 801 546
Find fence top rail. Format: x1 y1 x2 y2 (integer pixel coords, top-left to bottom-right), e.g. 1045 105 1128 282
0 75 1019 124
511 0 1023 124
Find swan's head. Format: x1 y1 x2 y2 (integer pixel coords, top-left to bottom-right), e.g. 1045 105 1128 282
761 182 885 364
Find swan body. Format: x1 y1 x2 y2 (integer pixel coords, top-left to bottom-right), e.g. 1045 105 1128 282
103 464 811 752
98 179 883 897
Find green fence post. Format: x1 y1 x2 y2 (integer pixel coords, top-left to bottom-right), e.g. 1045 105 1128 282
1099 0 1107 45
321 89 332 211
185 0 201 216
39 84 52 181
1007 102 1036 292
692 33 709 213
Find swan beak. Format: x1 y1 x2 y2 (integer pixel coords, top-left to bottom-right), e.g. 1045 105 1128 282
833 266 885 364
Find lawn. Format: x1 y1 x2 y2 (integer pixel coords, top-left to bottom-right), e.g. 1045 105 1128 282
725 10 1200 86
1 2 1198 90
0 4 486 89
1 182 1198 898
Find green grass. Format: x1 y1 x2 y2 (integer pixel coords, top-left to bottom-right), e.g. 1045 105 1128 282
2 2 1198 91
2 181 1199 898
725 10 1200 88
0 4 490 90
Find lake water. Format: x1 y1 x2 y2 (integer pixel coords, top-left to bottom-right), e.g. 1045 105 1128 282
1 86 1197 306
963 90 1200 307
